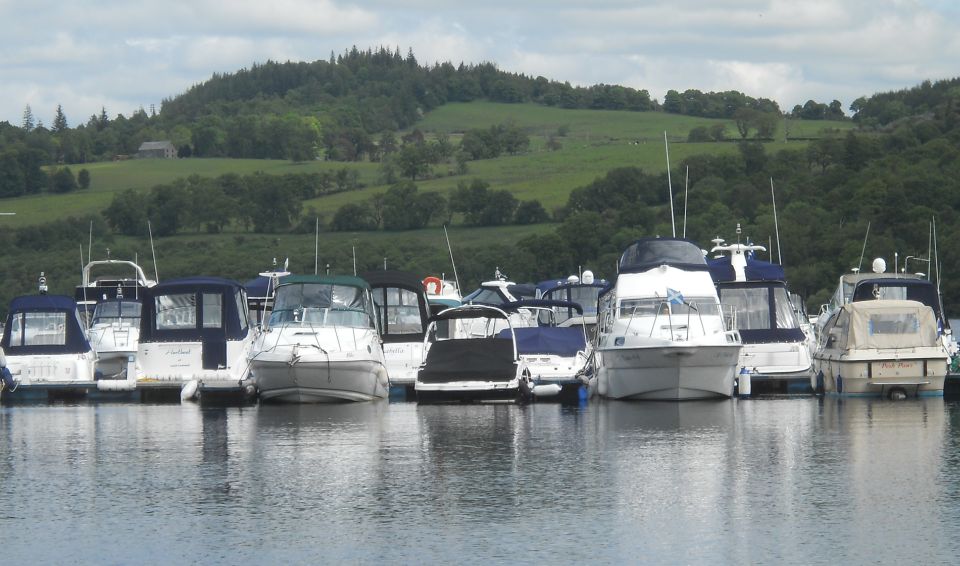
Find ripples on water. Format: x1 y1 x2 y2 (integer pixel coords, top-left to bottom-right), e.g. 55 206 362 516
2 397 960 564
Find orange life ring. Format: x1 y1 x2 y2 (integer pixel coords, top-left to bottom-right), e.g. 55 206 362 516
422 276 443 295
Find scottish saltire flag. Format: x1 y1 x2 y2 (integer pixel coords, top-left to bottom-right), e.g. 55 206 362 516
667 288 684 305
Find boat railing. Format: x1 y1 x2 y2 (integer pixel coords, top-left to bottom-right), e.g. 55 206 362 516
620 299 732 341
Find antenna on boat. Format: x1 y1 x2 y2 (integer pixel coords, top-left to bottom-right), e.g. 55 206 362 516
663 131 676 237
80 244 90 330
682 165 689 238
88 220 93 272
856 221 871 273
770 178 782 266
443 225 461 295
352 246 357 276
314 217 320 275
928 219 933 282
148 220 159 282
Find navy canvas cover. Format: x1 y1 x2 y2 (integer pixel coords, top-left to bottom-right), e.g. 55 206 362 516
2 294 92 355
418 338 517 383
850 278 945 322
362 270 431 343
496 327 586 357
707 256 786 282
618 238 709 273
140 277 248 342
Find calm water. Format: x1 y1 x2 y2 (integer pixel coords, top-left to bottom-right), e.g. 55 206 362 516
2 397 960 564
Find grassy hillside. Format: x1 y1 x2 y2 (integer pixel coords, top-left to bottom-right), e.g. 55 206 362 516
0 102 853 228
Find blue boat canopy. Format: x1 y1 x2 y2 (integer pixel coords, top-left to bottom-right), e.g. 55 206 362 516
618 238 708 273
2 294 92 355
496 327 586 357
140 277 249 343
707 256 786 282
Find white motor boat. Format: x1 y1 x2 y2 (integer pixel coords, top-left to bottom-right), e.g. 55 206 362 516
74 257 155 378
416 304 532 403
362 270 432 395
0 288 97 399
812 299 948 398
590 238 742 400
137 277 256 400
249 275 388 403
498 299 590 401
708 240 813 392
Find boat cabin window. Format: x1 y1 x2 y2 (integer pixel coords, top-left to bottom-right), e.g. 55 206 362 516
9 312 67 346
156 293 197 330
202 293 223 329
373 287 423 335
269 283 375 329
718 287 800 330
234 290 249 332
868 313 920 335
824 310 850 349
91 300 142 325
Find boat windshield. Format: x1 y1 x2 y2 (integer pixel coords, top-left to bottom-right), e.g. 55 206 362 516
718 286 800 330
539 285 602 325
91 300 142 325
619 239 706 271
269 283 374 328
463 287 508 305
618 297 721 318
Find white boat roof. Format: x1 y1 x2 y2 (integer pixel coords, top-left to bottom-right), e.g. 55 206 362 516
614 265 719 300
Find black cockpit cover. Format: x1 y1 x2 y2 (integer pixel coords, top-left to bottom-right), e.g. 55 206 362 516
418 338 517 383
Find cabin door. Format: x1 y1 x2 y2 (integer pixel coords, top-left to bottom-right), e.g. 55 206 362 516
200 292 228 370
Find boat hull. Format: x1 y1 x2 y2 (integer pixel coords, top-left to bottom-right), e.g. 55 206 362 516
595 344 739 400
814 355 947 397
252 356 387 403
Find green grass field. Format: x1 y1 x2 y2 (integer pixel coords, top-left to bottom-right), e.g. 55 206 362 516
0 102 853 227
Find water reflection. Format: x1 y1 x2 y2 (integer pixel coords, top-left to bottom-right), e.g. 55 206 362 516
1 398 960 563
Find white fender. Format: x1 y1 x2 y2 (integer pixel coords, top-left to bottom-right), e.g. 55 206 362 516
532 383 562 397
597 372 608 397
180 379 200 401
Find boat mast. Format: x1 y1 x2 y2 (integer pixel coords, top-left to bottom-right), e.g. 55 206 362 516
770 178 782 266
682 165 689 238
443 225 461 295
663 131 676 237
856 221 871 273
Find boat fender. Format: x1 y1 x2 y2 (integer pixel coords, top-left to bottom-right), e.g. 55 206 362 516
836 374 843 394
376 366 389 388
815 371 825 395
737 367 752 397
180 379 200 402
888 387 908 401
532 383 562 397
598 373 608 397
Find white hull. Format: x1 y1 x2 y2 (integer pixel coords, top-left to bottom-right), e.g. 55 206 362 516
252 355 387 403
739 341 812 380
595 343 739 400
382 341 425 386
6 352 97 385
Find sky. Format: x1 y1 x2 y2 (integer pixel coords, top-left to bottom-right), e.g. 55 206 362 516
1 0 958 127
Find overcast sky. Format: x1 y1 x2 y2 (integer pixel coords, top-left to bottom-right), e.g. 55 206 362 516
2 0 958 127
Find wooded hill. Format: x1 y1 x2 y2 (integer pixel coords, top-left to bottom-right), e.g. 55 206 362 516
0 48 958 319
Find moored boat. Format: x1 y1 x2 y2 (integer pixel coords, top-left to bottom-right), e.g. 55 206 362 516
590 238 742 400
416 304 532 403
708 240 813 393
249 275 388 403
0 279 97 401
812 299 948 398
137 277 256 402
